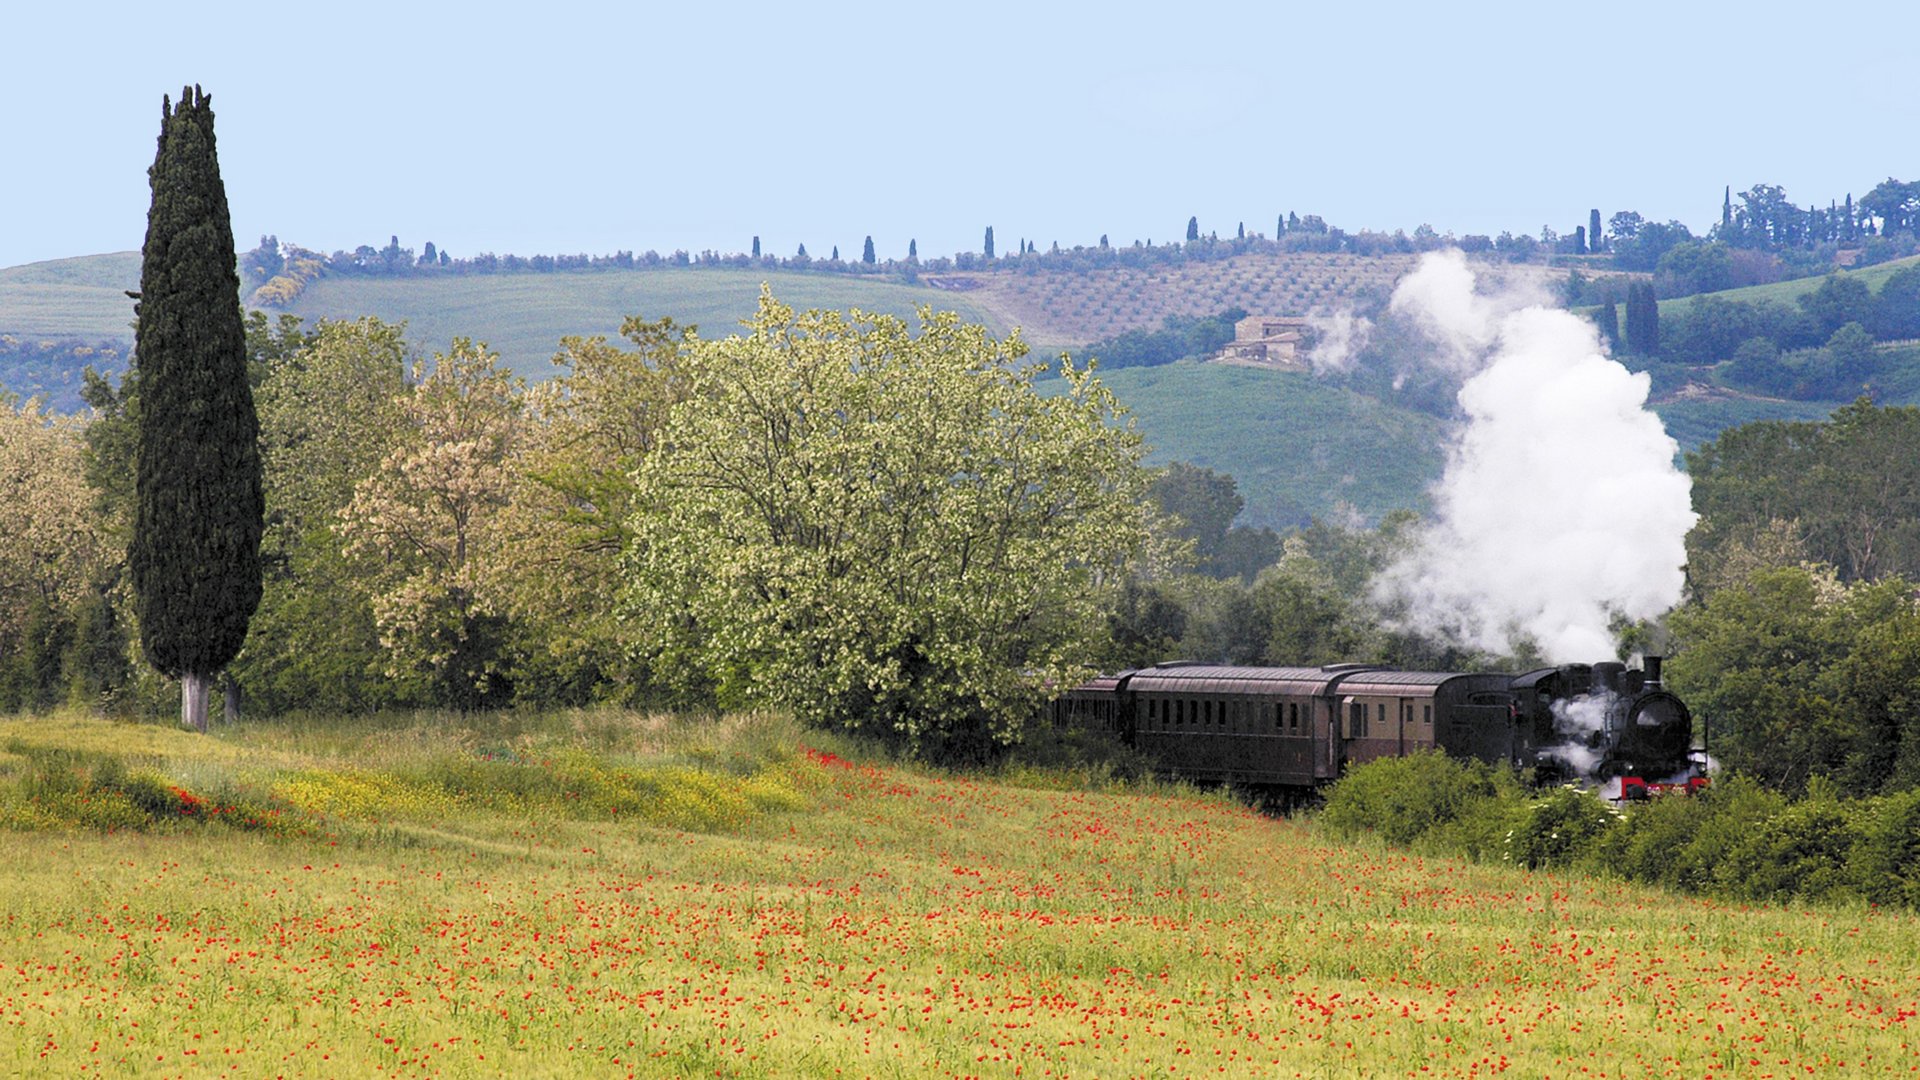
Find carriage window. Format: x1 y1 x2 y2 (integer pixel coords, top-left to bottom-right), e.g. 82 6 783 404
1377 703 1386 730
1289 702 1300 732
1423 705 1432 728
1349 701 1364 737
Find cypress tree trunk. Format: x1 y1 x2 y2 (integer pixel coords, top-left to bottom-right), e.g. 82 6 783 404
182 672 211 732
130 86 263 733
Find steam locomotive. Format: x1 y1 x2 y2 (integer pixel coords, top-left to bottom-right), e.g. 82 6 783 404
1051 656 1701 798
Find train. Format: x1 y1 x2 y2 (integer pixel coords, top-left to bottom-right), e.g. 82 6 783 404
1050 655 1703 798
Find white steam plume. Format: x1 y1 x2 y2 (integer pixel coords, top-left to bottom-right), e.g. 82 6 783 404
1305 310 1372 374
1373 251 1696 662
1543 692 1613 777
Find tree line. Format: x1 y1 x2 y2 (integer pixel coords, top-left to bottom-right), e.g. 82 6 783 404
2 302 1157 760
16 322 1920 797
1591 263 1920 395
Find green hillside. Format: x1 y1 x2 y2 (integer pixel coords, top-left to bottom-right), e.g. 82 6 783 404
0 255 1013 380
1096 362 1444 529
1655 252 1920 316
1650 395 1837 450
278 268 1011 378
0 252 141 339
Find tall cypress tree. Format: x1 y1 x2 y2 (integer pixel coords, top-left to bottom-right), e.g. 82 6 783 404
130 85 262 733
862 235 875 264
984 226 994 259
1589 209 1603 253
1186 216 1200 242
1624 282 1659 358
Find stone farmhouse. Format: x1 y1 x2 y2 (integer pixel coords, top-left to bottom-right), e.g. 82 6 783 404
1218 315 1311 370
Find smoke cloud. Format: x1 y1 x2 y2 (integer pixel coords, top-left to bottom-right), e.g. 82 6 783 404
1305 310 1372 374
1543 692 1612 777
1372 251 1696 662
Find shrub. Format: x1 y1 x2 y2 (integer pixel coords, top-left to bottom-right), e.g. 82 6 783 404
1850 787 1920 907
1715 794 1862 904
1589 774 1787 894
1507 786 1618 869
1319 751 1500 847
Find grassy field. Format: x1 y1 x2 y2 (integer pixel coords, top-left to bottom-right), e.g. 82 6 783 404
280 270 1011 380
1097 362 1444 528
1654 253 1920 317
1 708 1916 1078
0 253 142 340
1651 395 1840 451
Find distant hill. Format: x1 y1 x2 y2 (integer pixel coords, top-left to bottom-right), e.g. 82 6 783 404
4 247 1900 529
0 248 1560 373
1095 362 1446 529
1653 253 1920 317
277 269 1011 378
0 252 141 339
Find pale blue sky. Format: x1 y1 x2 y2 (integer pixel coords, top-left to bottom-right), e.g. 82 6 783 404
6 0 1916 270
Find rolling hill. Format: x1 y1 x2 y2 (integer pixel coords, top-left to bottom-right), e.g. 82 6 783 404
0 248 1889 529
0 251 143 339
1093 362 1446 528
278 268 1014 378
1653 252 1920 317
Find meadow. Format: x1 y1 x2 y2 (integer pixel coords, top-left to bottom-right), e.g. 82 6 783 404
1 709 1916 1078
278 270 1009 381
1092 363 1445 528
1653 253 1920 319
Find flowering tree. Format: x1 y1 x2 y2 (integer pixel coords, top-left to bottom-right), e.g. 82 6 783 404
338 340 524 707
622 293 1150 760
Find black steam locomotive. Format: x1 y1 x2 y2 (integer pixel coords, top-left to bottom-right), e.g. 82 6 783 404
1051 656 1700 797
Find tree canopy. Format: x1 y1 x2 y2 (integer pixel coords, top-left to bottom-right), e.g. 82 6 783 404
621 292 1150 760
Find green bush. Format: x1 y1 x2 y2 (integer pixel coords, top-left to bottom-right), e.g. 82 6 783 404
1716 795 1862 904
1417 784 1527 863
1851 788 1920 908
1589 775 1788 894
1508 786 1619 869
110 769 189 818
1319 752 1500 847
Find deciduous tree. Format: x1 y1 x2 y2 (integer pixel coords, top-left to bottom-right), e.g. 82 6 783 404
0 401 114 709
240 318 409 712
621 293 1149 760
501 318 693 702
338 340 525 708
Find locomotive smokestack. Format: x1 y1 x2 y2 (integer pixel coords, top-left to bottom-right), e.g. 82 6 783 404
1645 655 1664 689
